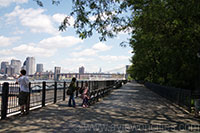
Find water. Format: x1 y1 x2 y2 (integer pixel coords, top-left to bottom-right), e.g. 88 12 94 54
0 79 55 84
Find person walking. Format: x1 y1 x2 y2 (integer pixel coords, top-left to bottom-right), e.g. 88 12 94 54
82 82 89 108
68 77 77 107
16 69 30 115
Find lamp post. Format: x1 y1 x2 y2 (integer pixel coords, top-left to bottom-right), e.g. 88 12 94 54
194 50 200 117
197 50 200 58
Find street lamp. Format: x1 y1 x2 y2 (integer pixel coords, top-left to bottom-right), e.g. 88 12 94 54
194 49 200 117
197 50 200 58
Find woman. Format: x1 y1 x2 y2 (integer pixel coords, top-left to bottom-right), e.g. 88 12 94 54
68 77 76 107
82 82 89 108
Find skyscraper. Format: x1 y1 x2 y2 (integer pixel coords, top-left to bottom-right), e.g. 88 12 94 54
99 68 102 73
6 65 15 76
54 67 61 80
1 61 9 74
11 59 21 74
26 57 36 75
79 66 85 74
36 64 43 73
22 60 26 70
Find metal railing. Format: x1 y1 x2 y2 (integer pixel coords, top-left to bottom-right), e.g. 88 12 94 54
144 82 192 112
0 80 125 119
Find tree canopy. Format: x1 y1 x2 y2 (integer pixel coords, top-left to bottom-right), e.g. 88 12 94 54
35 0 200 90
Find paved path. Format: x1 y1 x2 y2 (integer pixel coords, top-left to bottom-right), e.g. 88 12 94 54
0 82 199 133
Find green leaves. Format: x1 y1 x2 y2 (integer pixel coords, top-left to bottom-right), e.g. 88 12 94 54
128 0 200 89
34 0 200 89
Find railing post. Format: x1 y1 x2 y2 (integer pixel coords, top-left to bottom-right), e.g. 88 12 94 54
42 81 46 107
76 81 79 97
1 82 9 120
27 82 31 113
88 81 91 91
63 82 66 101
189 90 192 113
81 81 83 88
54 82 57 103
97 81 99 90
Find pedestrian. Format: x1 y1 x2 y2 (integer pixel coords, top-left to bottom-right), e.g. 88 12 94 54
82 82 89 108
16 69 30 115
68 77 77 107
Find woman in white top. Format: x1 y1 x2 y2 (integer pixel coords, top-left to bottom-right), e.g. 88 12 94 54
16 69 30 115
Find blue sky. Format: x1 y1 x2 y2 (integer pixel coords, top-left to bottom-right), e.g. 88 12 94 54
0 0 132 73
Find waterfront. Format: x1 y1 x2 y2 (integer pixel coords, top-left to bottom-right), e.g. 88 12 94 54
0 79 56 84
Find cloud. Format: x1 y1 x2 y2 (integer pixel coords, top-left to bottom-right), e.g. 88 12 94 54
92 42 112 51
99 55 129 62
52 14 74 26
13 28 25 35
73 45 83 51
64 57 94 63
0 44 56 57
39 35 83 48
12 44 57 57
71 49 97 57
0 49 13 55
5 6 58 34
0 35 20 47
5 6 76 34
0 0 28 7
61 58 94 72
71 42 111 57
128 50 133 54
0 56 19 63
0 35 83 57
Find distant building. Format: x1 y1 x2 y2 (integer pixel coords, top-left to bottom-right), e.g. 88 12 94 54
36 64 43 73
99 68 102 73
79 66 85 74
26 57 36 75
22 60 26 70
1 61 9 74
54 67 61 80
11 59 21 74
6 65 15 76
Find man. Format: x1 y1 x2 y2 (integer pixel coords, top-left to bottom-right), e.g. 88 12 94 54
16 69 30 115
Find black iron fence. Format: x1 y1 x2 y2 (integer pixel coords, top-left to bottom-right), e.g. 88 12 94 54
144 82 192 112
0 80 125 120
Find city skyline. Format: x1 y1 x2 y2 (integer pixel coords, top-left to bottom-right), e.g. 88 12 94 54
0 57 126 75
0 1 132 73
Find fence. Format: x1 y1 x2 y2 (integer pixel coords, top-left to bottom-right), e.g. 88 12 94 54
144 82 192 112
0 80 125 120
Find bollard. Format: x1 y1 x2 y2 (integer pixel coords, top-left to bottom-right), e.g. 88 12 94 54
76 81 79 97
42 81 46 107
54 82 57 104
1 82 9 120
63 82 66 101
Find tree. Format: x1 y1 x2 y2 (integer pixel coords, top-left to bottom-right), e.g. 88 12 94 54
35 0 200 90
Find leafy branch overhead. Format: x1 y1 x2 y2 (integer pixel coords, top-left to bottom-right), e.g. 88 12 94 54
34 0 132 41
35 0 200 90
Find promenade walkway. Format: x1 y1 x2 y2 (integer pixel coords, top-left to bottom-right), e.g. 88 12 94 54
0 82 199 132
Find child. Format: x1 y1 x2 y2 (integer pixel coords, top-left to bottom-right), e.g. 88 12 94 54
82 82 89 108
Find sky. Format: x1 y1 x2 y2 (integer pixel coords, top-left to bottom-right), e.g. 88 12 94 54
0 0 132 73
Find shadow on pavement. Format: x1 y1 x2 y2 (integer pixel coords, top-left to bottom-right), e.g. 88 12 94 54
0 82 199 132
